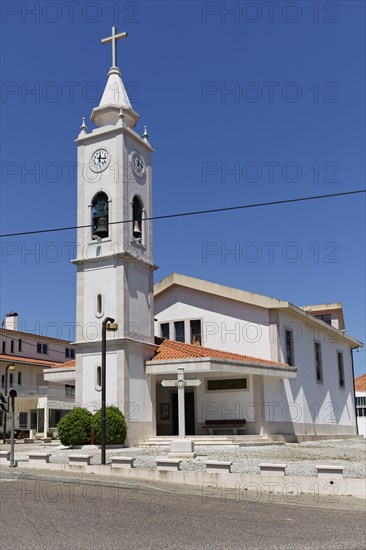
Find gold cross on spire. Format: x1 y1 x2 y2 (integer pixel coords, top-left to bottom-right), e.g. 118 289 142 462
101 26 128 69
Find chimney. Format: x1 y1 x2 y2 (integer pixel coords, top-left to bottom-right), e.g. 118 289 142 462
5 312 19 331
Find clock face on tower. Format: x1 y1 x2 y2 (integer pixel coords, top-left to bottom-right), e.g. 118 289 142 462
90 148 111 172
131 151 145 177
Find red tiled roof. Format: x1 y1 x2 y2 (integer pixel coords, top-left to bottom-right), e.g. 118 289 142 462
355 373 366 391
151 339 289 367
0 354 63 367
51 360 76 369
0 327 70 343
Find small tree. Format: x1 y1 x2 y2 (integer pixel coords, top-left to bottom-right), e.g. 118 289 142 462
57 407 92 446
91 406 127 445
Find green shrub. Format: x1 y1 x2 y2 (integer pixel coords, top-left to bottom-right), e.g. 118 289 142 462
91 406 127 445
57 407 92 446
46 430 54 439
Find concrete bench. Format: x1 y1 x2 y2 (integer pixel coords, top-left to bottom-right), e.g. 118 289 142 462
68 454 93 466
316 465 344 478
111 456 136 469
156 458 182 471
0 450 11 463
259 463 287 476
23 438 35 444
203 419 246 435
205 460 232 473
42 438 52 443
28 452 51 464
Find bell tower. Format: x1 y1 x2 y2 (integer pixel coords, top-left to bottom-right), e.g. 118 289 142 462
73 28 156 445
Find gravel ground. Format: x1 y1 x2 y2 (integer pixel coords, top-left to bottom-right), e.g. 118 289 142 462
4 438 366 478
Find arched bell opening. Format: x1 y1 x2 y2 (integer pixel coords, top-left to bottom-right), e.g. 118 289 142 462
92 192 109 239
132 195 143 243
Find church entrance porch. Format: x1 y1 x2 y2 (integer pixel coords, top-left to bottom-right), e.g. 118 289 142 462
156 382 196 436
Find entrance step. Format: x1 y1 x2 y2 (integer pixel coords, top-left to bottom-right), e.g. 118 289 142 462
139 435 272 447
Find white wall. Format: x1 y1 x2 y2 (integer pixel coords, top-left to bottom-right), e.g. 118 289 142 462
155 287 271 359
261 310 356 430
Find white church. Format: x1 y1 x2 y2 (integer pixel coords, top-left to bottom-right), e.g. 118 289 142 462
44 28 362 446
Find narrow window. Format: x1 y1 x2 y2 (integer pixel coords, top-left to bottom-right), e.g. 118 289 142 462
1 375 4 387
285 329 294 366
314 342 323 382
96 294 103 316
10 340 14 353
17 372 22 386
132 195 143 242
42 344 48 355
18 339 22 352
37 343 42 354
70 349 75 359
337 352 345 388
9 373 14 387
30 410 37 429
161 323 170 339
92 192 109 239
96 366 102 388
190 320 202 345
1 341 5 353
174 321 185 343
65 348 69 358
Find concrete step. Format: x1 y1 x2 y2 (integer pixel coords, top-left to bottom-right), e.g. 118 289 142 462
139 435 271 447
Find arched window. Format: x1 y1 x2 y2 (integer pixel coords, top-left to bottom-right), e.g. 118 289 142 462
92 192 109 239
96 366 102 390
96 294 103 317
132 195 143 242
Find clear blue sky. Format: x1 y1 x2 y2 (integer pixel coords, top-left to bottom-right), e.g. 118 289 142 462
0 1 365 375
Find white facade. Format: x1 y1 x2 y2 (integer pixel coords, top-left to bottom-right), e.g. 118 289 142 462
0 322 75 436
153 274 361 439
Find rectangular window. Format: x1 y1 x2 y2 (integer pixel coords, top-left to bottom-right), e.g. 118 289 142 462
190 320 202 345
337 352 345 388
9 373 14 387
314 342 323 382
10 340 14 353
207 378 248 391
285 330 294 366
49 409 69 428
174 321 185 343
1 375 4 387
17 372 22 386
18 339 22 352
65 384 75 398
2 341 5 353
160 323 170 340
65 348 75 359
37 343 48 354
19 412 28 428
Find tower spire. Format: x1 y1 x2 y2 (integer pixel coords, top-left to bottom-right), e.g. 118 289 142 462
90 27 139 128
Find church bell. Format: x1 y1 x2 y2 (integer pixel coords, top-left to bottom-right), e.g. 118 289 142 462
94 217 108 238
133 220 142 240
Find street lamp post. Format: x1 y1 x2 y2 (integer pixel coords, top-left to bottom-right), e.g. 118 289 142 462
9 389 17 467
2 365 16 444
101 317 118 465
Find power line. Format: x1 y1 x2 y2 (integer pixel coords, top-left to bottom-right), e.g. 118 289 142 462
0 189 364 239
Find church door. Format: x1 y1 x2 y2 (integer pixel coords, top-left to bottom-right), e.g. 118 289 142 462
172 392 195 435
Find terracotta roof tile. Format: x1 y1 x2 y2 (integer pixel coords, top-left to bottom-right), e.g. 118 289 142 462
152 339 288 367
355 373 366 391
0 354 63 367
51 360 76 369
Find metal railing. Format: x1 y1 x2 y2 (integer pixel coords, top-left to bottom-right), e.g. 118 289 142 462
1 383 75 399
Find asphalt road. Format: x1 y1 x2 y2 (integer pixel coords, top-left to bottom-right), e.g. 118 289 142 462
0 473 365 550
